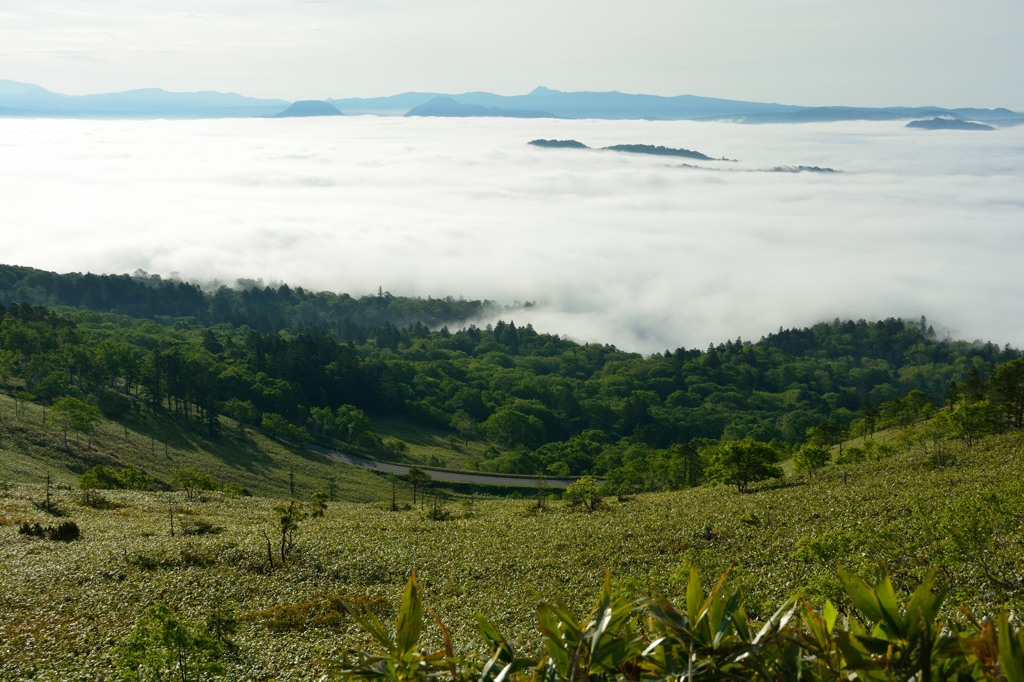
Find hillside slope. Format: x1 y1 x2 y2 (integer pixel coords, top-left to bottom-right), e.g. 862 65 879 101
0 392 387 501
0 429 1021 678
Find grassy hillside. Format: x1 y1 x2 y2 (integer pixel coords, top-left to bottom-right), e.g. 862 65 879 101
1 428 1021 679
0 392 391 502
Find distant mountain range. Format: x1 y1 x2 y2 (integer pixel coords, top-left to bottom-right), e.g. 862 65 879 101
334 86 1024 126
404 96 553 119
0 78 288 118
3 79 1023 126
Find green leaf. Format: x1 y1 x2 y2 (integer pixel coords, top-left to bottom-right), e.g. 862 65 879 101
872 568 902 635
997 611 1024 682
536 605 573 673
801 604 829 650
754 597 797 645
837 565 885 625
823 600 838 633
477 614 514 662
711 589 742 648
685 563 702 627
395 571 423 657
348 606 394 654
491 657 535 682
544 599 585 643
904 569 944 633
591 637 644 673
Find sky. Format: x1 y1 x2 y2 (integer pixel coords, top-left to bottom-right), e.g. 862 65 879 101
3 116 1023 354
1 0 1023 109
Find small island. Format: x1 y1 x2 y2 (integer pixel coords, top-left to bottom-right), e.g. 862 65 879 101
528 139 589 148
528 139 726 160
603 143 715 161
766 165 841 173
906 117 994 131
272 100 344 118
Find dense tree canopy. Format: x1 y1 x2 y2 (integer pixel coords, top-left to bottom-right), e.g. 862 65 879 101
1 265 1021 493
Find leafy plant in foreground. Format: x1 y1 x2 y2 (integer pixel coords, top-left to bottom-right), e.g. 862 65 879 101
645 564 795 679
331 565 1024 681
534 571 644 680
833 565 948 680
326 570 450 681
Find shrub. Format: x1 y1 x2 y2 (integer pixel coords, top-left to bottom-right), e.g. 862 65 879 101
115 603 225 681
47 520 81 542
181 518 222 536
171 468 221 501
380 437 409 457
243 593 384 632
564 475 602 512
426 496 451 521
309 491 329 519
79 465 125 490
18 520 80 542
261 412 309 443
18 522 44 538
81 490 114 509
793 444 830 479
836 445 866 465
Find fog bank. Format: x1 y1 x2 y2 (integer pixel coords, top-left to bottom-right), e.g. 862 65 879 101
3 117 1023 353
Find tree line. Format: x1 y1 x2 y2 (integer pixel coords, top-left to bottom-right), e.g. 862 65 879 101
0 263 493 339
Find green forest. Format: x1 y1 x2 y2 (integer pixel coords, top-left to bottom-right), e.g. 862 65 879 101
2 263 1024 680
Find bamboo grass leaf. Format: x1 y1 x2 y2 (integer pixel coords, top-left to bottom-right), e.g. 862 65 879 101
686 564 702 628
428 606 457 680
872 569 903 635
349 605 396 654
823 600 839 634
477 614 517 664
395 571 423 658
711 590 742 648
837 565 886 626
904 570 945 635
801 604 829 650
997 612 1024 682
491 658 534 682
754 597 797 645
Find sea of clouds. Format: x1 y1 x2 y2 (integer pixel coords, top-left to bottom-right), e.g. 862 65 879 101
2 116 1023 354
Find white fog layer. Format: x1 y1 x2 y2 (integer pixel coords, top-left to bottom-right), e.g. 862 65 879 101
3 117 1023 354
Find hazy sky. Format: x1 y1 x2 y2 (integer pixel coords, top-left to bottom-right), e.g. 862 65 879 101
2 0 1023 109
3 117 1023 354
